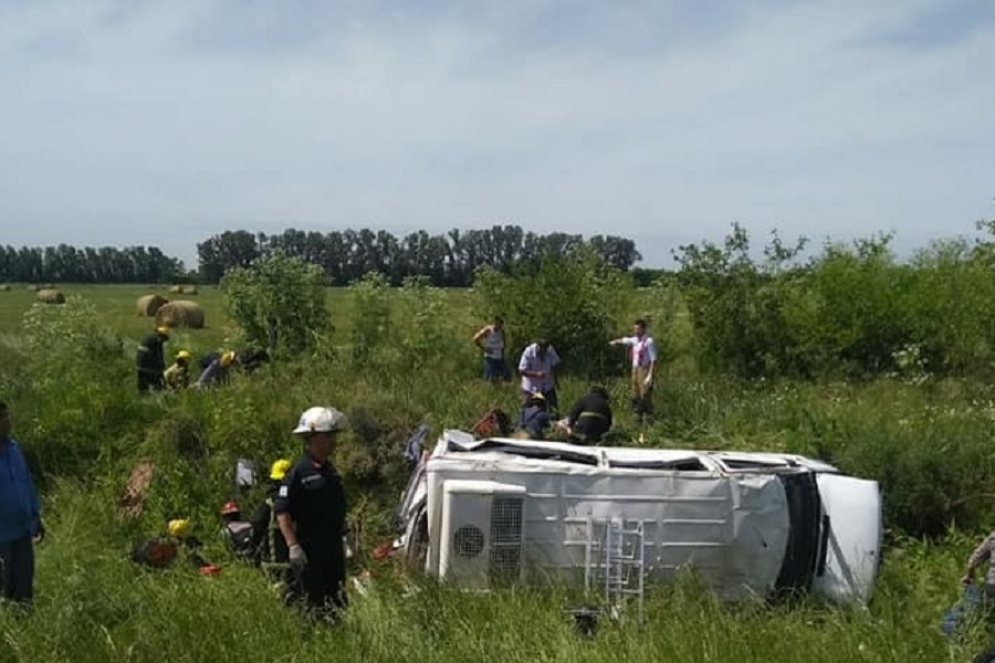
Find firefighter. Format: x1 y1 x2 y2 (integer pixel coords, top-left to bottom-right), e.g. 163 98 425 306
164 350 192 390
563 385 613 444
136 327 170 393
274 407 349 622
194 351 236 389
249 458 293 600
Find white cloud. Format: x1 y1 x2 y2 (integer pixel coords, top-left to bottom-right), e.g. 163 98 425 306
0 0 992 266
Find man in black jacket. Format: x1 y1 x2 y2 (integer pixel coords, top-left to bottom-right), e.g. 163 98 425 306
564 386 613 444
136 327 169 393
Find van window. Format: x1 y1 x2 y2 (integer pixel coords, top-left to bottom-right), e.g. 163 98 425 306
608 458 709 471
449 440 601 466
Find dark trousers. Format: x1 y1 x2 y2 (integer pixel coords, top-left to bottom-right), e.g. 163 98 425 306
0 536 35 607
137 370 164 393
288 554 347 622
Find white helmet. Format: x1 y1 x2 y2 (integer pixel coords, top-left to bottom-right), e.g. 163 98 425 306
292 406 347 435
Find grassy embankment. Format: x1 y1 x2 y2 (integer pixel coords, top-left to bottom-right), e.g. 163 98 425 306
0 282 992 662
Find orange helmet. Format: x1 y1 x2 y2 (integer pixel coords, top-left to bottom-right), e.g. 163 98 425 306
220 500 240 516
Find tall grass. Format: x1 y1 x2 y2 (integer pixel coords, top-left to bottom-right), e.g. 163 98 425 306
2 252 995 660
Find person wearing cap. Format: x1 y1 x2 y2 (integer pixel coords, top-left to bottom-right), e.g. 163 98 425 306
136 326 170 393
0 401 44 610
610 318 658 423
194 351 236 389
248 458 293 598
164 349 192 390
517 338 561 412
274 407 349 621
562 385 613 444
515 391 552 440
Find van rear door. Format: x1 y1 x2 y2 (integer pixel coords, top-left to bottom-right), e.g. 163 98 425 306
811 474 882 604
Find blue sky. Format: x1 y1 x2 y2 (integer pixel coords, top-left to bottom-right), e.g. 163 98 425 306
1 0 993 268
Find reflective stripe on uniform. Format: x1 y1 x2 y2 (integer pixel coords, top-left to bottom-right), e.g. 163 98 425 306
579 411 606 419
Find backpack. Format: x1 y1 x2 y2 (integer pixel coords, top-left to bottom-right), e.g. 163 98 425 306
222 521 256 559
131 537 180 568
471 408 512 437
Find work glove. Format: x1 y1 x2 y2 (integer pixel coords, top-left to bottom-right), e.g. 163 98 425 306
643 375 653 388
289 544 307 568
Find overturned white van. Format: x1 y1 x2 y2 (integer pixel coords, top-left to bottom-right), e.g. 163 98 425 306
392 430 883 605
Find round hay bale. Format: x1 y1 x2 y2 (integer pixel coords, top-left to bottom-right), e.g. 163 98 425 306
136 294 169 317
36 289 65 304
27 284 40 292
183 285 198 295
0 284 10 292
155 300 205 329
169 285 183 294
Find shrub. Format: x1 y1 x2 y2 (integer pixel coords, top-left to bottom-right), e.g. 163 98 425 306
220 250 332 356
471 247 634 379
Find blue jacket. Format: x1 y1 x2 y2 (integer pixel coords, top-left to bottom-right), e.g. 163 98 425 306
0 438 41 544
517 406 551 439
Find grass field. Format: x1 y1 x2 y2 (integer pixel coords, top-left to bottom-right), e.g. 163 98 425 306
1 281 994 662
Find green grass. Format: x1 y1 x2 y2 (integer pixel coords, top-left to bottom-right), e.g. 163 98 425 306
1 282 994 662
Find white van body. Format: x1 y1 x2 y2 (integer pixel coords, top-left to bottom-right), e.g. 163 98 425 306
393 431 883 604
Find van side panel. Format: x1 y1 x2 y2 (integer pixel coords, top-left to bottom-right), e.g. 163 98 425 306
425 460 790 600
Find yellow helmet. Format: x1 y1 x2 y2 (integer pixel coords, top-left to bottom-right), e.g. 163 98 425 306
220 351 236 368
167 518 190 538
176 350 191 361
269 458 292 480
156 326 170 337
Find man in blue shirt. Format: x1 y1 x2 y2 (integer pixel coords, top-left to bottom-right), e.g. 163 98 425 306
0 400 44 609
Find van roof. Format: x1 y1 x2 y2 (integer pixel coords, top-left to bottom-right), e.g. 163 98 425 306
434 430 840 473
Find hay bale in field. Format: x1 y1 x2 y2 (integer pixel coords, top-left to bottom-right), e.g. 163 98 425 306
182 285 198 295
27 284 40 292
0 284 10 291
136 293 169 317
36 288 65 304
169 285 183 294
155 300 205 329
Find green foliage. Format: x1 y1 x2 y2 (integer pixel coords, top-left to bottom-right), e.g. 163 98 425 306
675 224 995 380
349 272 393 368
472 248 635 379
219 250 331 356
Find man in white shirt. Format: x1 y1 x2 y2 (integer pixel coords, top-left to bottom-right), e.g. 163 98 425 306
472 316 511 382
610 318 658 422
517 338 560 411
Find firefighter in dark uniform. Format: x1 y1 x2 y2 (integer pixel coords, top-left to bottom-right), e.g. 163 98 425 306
136 327 169 393
564 385 613 444
274 406 349 622
249 458 293 601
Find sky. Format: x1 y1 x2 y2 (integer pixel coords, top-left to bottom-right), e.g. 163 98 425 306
1 0 993 269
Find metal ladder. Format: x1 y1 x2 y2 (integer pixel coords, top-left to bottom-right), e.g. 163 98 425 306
583 514 646 623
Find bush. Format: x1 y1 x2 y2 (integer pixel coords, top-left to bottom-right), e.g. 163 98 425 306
220 250 332 357
472 247 634 379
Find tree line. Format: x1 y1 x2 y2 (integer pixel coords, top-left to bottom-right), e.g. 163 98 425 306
0 226 644 286
197 226 642 286
0 245 187 284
